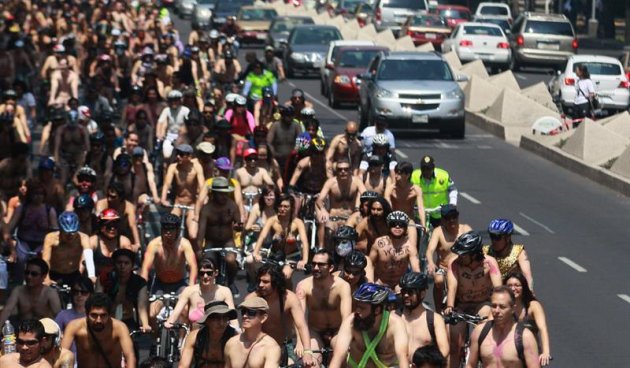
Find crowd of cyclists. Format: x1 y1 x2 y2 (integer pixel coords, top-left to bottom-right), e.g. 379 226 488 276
0 0 553 367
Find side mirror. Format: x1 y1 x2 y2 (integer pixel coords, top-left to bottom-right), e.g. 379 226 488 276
455 74 469 82
325 63 335 70
359 72 373 80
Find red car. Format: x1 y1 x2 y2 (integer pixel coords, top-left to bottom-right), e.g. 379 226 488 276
326 45 388 108
432 5 472 29
400 15 452 48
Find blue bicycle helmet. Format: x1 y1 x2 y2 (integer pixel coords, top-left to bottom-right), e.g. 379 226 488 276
38 157 56 171
353 283 392 305
73 194 94 211
488 219 514 235
59 211 79 233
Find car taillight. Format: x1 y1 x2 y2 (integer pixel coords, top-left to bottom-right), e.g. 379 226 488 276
497 42 509 49
516 35 524 46
619 80 630 89
564 78 575 86
572 38 578 49
459 40 473 47
375 7 381 23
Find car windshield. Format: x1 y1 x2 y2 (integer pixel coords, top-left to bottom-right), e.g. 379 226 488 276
479 6 508 16
477 18 510 32
338 50 380 68
291 28 341 45
377 59 453 81
238 8 277 21
439 9 470 20
382 0 427 10
525 20 574 36
271 18 313 33
411 15 448 27
573 62 622 76
339 0 364 10
198 0 215 4
462 25 503 36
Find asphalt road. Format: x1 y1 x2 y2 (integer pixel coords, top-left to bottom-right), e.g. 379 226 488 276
171 14 630 366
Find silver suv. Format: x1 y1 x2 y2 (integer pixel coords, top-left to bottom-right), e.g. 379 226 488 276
374 0 429 35
509 12 577 71
358 51 467 137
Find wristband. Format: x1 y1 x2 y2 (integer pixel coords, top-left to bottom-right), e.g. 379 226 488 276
303 350 313 355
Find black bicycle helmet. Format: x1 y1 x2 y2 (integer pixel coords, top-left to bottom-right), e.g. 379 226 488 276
3 89 17 100
386 211 409 226
360 191 379 203
353 283 392 305
90 132 105 144
277 104 294 117
73 193 95 211
77 165 97 179
344 250 367 269
400 272 428 290
334 225 358 241
451 231 483 256
161 213 181 230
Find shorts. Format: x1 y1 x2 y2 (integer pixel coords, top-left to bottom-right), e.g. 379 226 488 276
162 133 179 159
151 278 187 295
49 270 82 287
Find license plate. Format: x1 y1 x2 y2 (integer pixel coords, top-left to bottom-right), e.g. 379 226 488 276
412 114 428 123
256 33 267 40
538 42 559 50
425 33 436 39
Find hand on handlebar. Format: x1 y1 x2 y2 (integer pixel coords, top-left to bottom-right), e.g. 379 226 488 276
539 353 552 366
140 325 152 333
163 321 174 329
426 262 436 276
318 211 329 223
253 252 262 263
443 306 453 316
297 260 307 271
161 199 172 208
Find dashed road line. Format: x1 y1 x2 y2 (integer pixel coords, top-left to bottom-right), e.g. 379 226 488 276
435 140 458 149
519 212 555 234
513 223 530 236
460 192 481 204
477 145 493 149
287 81 348 121
618 294 630 304
395 149 408 159
558 257 587 272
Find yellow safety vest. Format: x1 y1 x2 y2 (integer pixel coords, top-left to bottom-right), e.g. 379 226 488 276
411 167 450 219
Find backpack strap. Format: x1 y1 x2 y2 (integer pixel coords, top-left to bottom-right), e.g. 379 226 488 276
477 320 494 352
426 310 436 345
515 321 526 367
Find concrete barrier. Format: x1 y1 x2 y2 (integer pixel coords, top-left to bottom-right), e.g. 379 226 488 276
442 52 462 70
340 19 361 40
375 29 396 47
600 111 630 139
358 24 378 40
458 60 489 79
463 75 502 112
329 15 346 30
521 82 559 113
394 35 416 51
485 88 560 128
488 71 520 91
560 120 629 166
415 42 435 52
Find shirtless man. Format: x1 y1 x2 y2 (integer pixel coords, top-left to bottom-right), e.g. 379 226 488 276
289 137 328 214
369 211 421 290
316 159 365 251
141 214 198 320
445 231 502 368
385 161 426 229
161 144 204 243
246 265 316 367
425 205 472 312
48 58 79 107
0 259 61 327
53 112 89 187
61 293 136 368
39 318 75 368
224 297 281 368
484 218 534 288
130 147 160 207
296 249 352 363
235 148 274 205
267 105 301 171
329 283 409 368
165 257 236 329
0 319 52 368
326 121 363 177
399 272 449 360
197 177 241 292
362 156 386 195
346 191 378 229
42 212 95 286
467 287 541 368
179 301 238 368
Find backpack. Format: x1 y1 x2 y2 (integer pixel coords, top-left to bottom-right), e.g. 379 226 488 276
478 321 526 366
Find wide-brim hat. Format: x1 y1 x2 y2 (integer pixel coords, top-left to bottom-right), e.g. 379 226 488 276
198 301 237 324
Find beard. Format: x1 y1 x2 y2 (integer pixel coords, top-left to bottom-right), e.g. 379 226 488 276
354 311 376 331
90 321 106 332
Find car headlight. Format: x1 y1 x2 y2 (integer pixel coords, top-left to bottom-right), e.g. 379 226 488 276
376 87 392 98
443 88 464 100
334 75 351 85
198 9 211 17
291 53 306 62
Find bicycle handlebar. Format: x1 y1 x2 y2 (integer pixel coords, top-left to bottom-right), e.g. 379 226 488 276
163 203 194 211
203 247 242 256
443 311 487 325
148 292 179 303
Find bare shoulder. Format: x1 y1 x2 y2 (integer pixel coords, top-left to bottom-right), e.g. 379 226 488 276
113 318 131 335
79 232 91 247
285 290 301 308
179 237 194 250
66 317 85 333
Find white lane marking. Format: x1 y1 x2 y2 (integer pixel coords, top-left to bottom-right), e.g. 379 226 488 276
519 212 555 234
515 73 527 81
468 134 493 138
558 257 587 272
460 192 481 204
618 294 630 304
435 140 457 149
477 145 493 149
287 81 348 121
512 223 530 236
395 149 408 159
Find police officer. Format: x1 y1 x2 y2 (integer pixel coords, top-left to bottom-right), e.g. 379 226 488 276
411 155 457 228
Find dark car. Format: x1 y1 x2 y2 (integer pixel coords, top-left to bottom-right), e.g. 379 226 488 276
212 0 252 28
283 25 343 78
327 45 388 107
266 16 314 55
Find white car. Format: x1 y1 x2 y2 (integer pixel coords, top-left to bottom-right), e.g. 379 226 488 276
548 55 630 113
475 2 512 23
320 40 376 97
441 22 511 72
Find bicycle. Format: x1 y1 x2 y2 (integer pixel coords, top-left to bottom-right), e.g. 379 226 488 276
293 191 319 254
242 188 261 213
202 247 244 286
444 311 488 368
51 283 72 310
163 203 194 239
281 347 334 368
136 196 154 263
416 206 442 273
149 293 190 364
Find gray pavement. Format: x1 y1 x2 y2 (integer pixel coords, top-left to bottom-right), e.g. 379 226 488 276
172 14 630 367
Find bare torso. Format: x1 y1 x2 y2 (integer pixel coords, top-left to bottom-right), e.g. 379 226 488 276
14 286 59 321
371 235 413 289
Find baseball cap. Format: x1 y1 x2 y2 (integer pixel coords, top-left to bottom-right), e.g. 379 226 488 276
440 204 459 217
197 142 216 155
198 301 237 324
239 296 269 311
420 155 435 168
176 144 193 154
265 45 274 52
39 318 60 336
215 157 233 171
243 148 257 158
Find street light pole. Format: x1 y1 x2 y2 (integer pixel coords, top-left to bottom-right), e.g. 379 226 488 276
588 0 598 37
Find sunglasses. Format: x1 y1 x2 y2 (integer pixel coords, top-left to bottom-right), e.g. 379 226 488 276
389 222 407 228
72 289 90 296
16 339 39 346
344 268 363 276
489 233 503 240
311 261 329 268
240 308 260 318
104 224 118 231
199 270 215 277
337 167 350 172
24 270 41 277
246 156 258 161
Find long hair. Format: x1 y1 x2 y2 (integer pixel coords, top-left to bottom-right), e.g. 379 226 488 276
505 272 536 309
368 196 392 235
257 263 286 300
258 186 279 211
577 65 590 79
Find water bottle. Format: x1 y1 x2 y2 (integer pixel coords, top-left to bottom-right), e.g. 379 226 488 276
3 320 16 354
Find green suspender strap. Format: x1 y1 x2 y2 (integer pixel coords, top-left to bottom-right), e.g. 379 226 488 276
347 310 390 368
